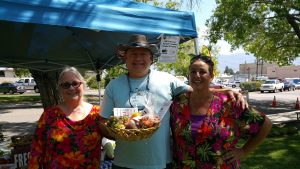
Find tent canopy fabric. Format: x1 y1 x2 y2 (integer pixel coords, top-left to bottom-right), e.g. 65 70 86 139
0 0 198 72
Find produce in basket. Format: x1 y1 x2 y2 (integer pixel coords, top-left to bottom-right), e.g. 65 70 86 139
106 113 159 130
106 112 160 141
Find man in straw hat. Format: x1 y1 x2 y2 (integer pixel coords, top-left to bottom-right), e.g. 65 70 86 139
100 34 246 169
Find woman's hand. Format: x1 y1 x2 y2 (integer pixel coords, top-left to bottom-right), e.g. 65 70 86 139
223 148 246 164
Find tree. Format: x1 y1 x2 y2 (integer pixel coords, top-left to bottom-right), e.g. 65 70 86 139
156 41 220 77
206 0 300 66
30 69 62 108
14 68 31 77
224 66 234 75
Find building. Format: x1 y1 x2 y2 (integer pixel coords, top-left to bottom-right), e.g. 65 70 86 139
239 61 300 80
267 65 300 79
0 67 18 83
239 61 276 77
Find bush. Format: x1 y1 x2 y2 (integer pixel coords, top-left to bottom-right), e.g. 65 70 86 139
86 76 98 89
86 75 107 89
240 81 262 92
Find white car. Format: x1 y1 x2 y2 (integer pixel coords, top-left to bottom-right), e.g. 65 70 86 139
16 77 39 93
260 79 284 93
223 81 240 88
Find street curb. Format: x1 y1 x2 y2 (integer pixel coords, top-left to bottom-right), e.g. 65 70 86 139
0 103 43 110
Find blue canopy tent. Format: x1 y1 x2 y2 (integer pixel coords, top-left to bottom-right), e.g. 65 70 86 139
0 0 198 72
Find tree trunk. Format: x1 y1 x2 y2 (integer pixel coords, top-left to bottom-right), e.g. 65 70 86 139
286 14 300 40
30 69 62 109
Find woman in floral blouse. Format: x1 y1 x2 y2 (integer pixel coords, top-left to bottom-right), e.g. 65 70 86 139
28 67 109 169
170 54 272 169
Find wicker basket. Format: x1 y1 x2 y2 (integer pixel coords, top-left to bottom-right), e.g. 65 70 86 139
107 123 160 141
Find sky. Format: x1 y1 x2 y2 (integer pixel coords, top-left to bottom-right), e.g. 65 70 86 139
189 0 300 73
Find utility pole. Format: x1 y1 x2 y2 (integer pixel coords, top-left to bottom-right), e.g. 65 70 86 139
256 59 259 78
260 60 264 76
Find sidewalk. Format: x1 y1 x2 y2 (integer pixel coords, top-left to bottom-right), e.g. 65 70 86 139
1 99 298 123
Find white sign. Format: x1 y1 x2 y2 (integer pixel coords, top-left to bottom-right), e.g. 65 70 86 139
157 101 172 119
113 108 138 117
158 36 180 63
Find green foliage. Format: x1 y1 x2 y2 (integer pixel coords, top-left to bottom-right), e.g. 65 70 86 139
0 95 41 103
103 65 127 86
155 41 220 77
86 76 99 89
14 68 31 77
240 81 262 91
156 40 194 77
224 66 234 75
206 1 300 66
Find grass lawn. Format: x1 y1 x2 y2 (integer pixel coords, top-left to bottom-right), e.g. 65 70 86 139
241 134 300 169
0 94 100 105
0 94 41 104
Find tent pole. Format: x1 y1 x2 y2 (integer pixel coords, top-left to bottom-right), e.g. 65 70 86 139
194 38 199 54
96 70 102 105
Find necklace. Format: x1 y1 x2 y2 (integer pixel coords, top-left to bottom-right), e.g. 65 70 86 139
126 70 151 108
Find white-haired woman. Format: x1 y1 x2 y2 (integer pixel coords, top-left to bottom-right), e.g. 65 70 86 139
28 66 108 168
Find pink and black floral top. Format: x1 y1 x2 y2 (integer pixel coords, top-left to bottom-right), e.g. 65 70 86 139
170 93 266 169
28 105 102 169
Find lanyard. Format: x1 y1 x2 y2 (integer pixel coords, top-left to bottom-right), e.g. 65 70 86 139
126 70 150 108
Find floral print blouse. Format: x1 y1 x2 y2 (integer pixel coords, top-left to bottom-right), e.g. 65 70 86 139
28 105 103 169
170 93 266 169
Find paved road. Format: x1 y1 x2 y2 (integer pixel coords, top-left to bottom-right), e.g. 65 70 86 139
1 89 300 153
0 108 43 153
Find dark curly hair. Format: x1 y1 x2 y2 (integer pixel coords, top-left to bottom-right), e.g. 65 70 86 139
189 54 214 76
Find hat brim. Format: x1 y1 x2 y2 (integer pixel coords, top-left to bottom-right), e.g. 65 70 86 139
116 44 160 59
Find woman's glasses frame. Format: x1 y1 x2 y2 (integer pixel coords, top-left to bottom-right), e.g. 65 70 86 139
60 81 82 89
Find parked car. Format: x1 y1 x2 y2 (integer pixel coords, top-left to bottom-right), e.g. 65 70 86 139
223 81 240 88
260 79 284 93
283 81 296 91
16 77 39 93
210 82 225 89
293 81 300 90
0 82 26 94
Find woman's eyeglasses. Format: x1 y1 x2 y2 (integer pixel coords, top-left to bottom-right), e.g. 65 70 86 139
60 81 82 89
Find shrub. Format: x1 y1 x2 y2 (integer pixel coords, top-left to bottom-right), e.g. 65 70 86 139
86 76 106 89
240 81 262 92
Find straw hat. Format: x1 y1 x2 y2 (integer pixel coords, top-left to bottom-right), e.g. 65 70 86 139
116 34 160 59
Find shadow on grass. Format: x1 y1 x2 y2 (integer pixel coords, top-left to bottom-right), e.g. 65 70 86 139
249 99 296 115
0 109 11 115
241 134 300 169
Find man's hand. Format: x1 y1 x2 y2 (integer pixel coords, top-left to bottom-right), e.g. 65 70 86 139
210 88 248 109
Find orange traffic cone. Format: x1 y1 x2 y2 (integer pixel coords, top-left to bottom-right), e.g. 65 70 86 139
272 96 276 107
295 97 300 109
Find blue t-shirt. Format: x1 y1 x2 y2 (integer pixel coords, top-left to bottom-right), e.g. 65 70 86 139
100 70 189 169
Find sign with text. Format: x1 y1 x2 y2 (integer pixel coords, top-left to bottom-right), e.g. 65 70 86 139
113 108 138 117
157 101 172 119
158 36 180 63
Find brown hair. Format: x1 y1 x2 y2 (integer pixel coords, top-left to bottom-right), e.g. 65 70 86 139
189 54 214 77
